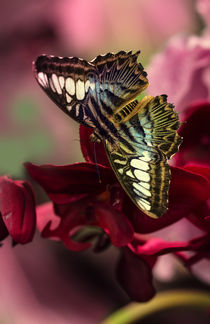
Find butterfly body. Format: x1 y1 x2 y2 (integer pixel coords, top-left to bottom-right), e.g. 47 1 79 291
33 51 182 218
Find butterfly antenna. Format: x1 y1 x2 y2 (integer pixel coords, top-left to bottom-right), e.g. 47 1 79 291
93 143 102 183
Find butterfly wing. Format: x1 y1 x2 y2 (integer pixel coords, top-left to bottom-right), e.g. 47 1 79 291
91 51 148 107
33 51 148 129
33 55 98 128
105 95 182 218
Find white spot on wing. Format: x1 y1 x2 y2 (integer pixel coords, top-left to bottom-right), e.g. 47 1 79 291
126 170 135 178
118 168 123 174
141 151 151 162
67 105 72 112
140 182 150 190
66 93 72 103
38 72 48 87
66 77 75 95
131 158 149 171
133 182 151 197
52 74 62 94
85 80 90 92
59 76 65 88
134 169 150 182
76 80 85 100
114 159 126 165
139 199 151 211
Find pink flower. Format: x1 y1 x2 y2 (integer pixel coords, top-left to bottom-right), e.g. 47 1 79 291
0 176 36 244
147 0 210 112
25 124 210 301
52 0 195 54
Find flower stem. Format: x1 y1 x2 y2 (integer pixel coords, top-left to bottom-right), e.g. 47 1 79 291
101 290 210 324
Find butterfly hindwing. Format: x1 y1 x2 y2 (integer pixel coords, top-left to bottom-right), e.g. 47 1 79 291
134 95 182 159
105 137 170 218
104 94 182 218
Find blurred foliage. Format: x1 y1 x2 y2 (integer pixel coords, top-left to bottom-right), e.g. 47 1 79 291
0 96 52 176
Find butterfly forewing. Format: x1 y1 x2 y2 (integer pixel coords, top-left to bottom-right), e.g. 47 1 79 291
92 51 148 106
34 51 149 127
34 55 98 128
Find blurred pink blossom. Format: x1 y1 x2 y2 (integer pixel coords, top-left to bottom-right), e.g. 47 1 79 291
52 0 196 55
147 0 210 112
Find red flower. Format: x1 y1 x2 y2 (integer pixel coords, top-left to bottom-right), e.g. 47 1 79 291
0 176 36 244
175 101 210 166
25 122 210 301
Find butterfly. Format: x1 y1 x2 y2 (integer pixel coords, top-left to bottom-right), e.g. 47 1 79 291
33 50 182 219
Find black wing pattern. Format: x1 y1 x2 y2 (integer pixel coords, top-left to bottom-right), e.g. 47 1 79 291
33 51 148 129
33 51 182 218
105 95 182 218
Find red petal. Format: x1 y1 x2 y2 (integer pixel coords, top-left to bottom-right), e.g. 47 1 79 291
177 165 210 233
133 237 190 256
36 202 60 236
37 201 91 251
0 176 36 244
176 101 210 166
0 216 8 241
25 162 115 204
42 220 91 251
183 164 210 182
117 248 156 301
80 125 110 167
129 166 210 233
94 203 134 247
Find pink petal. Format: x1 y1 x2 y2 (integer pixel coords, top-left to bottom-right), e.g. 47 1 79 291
197 0 210 31
0 176 36 244
36 202 60 235
133 237 190 256
147 35 210 111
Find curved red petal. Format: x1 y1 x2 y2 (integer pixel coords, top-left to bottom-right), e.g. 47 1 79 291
42 220 91 251
0 176 36 244
25 162 115 203
117 248 156 302
36 202 60 235
37 200 92 251
176 101 210 166
94 203 134 247
133 237 190 256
